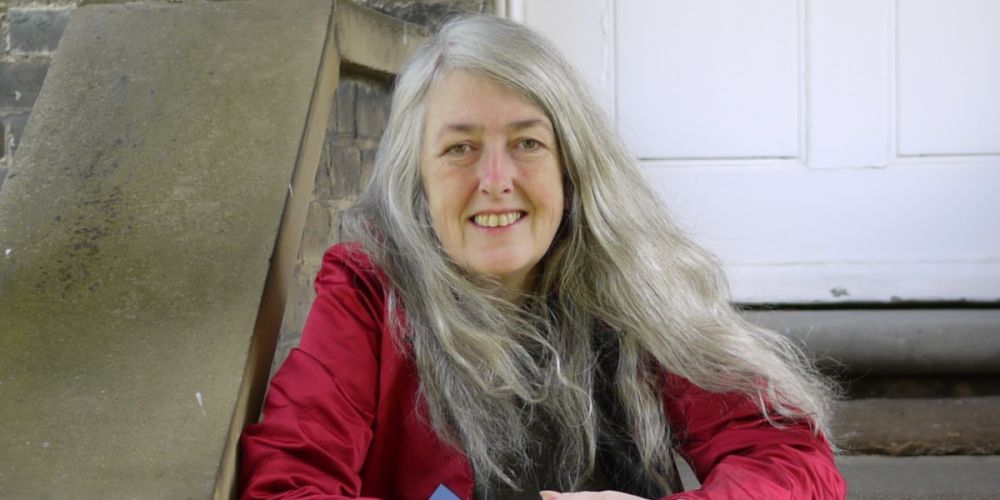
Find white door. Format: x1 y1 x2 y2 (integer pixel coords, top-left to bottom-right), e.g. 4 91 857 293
510 0 1000 304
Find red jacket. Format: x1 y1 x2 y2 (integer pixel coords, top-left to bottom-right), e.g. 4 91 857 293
240 244 846 499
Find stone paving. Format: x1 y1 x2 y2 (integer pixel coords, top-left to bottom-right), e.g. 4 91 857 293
677 455 1000 499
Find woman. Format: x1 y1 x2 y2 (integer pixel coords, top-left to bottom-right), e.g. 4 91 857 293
241 15 845 500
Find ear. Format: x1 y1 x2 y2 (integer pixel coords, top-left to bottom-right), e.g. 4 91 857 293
539 491 561 500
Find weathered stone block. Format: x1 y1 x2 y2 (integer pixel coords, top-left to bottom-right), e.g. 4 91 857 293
9 7 73 53
333 77 357 136
2 110 31 159
358 0 494 29
300 199 333 268
356 79 389 139
331 142 363 197
316 137 364 201
361 146 377 188
0 4 8 54
314 140 334 200
0 59 49 108
0 0 336 496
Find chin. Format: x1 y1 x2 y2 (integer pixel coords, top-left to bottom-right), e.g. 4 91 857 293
467 256 526 277
474 263 527 279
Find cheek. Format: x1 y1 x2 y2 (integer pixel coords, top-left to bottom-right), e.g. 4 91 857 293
533 170 565 219
547 193 565 233
424 190 451 239
422 173 468 243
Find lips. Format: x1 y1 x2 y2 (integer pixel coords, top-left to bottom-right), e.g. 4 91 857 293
471 211 523 228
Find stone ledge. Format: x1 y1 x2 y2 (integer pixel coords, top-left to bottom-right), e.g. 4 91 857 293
677 455 1000 499
0 1 429 497
335 0 428 78
833 396 1000 455
745 309 1000 374
836 455 1000 500
8 6 73 54
0 1 336 497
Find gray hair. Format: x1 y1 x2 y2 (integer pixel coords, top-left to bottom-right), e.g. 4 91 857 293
340 14 836 494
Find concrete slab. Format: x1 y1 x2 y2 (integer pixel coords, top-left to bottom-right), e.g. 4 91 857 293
838 455 1000 499
0 0 335 497
677 455 1000 499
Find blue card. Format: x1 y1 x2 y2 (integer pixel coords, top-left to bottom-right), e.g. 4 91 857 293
428 483 461 500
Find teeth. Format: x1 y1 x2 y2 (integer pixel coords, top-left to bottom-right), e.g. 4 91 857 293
474 211 522 228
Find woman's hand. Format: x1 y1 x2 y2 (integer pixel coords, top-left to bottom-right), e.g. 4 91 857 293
540 490 647 500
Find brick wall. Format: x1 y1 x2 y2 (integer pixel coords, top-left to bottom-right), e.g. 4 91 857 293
0 0 77 190
271 75 389 373
273 0 496 374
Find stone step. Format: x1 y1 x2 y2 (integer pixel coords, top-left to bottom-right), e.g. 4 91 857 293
837 455 1000 499
676 397 1000 496
677 455 1000 499
833 396 1000 455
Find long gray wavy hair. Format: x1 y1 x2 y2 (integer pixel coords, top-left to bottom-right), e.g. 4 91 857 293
340 14 835 494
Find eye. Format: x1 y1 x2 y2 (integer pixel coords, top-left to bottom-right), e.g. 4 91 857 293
516 138 542 150
445 143 473 155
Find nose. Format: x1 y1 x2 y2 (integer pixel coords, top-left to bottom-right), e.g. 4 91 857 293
478 147 514 196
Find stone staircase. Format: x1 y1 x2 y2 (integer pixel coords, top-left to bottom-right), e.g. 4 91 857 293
1 0 997 498
745 310 1000 498
831 394 1000 498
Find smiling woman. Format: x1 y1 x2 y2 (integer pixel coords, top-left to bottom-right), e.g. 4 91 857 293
420 71 564 292
240 14 846 500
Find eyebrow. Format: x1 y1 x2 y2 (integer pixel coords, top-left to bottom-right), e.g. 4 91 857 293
508 118 551 132
434 118 553 140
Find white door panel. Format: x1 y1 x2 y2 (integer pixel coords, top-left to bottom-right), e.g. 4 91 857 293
519 0 616 115
898 0 1000 155
807 0 890 169
617 0 800 159
647 163 1000 263
645 161 1000 302
514 0 1000 303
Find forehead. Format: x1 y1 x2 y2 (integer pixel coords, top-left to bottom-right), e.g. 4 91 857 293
422 71 551 130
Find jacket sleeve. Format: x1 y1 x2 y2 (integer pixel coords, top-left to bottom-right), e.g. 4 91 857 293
240 246 386 499
660 374 846 500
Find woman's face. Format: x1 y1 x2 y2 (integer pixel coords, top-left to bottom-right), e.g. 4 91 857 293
420 71 564 292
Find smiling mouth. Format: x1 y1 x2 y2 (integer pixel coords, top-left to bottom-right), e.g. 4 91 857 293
471 211 524 228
